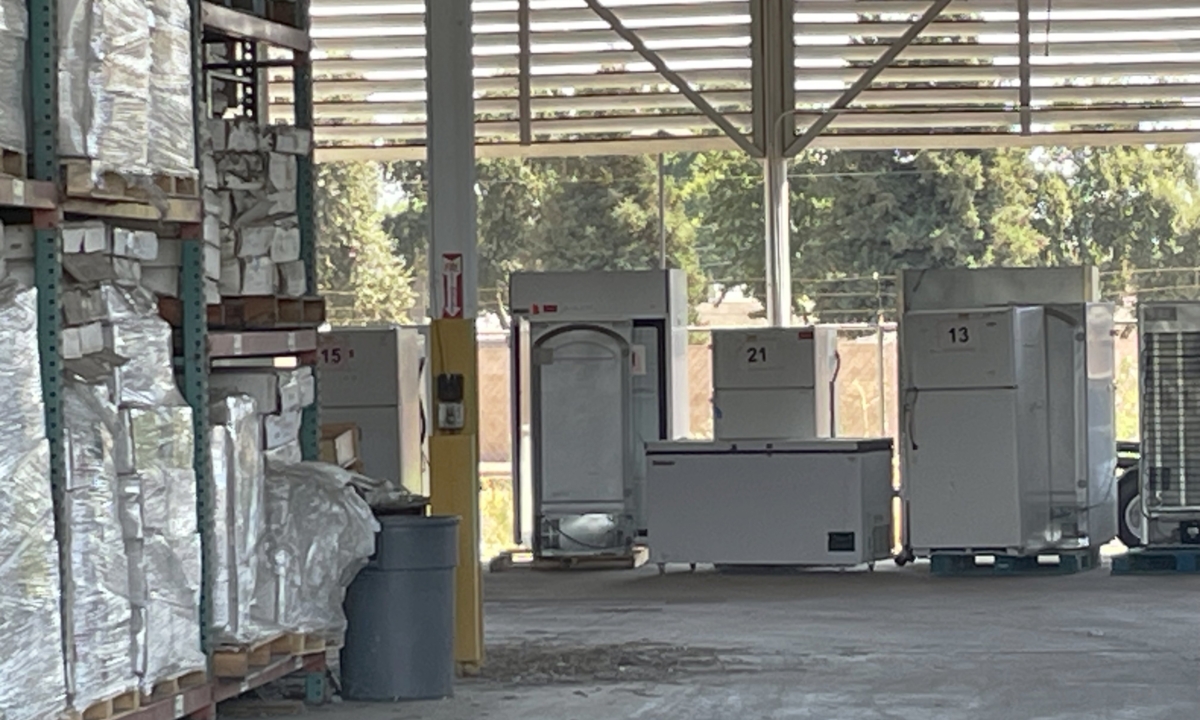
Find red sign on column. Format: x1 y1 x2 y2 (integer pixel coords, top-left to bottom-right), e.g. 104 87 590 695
440 252 464 319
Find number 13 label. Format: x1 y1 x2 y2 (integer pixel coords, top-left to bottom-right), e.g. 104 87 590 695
936 321 975 351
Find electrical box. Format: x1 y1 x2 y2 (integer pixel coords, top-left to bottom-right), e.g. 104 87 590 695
319 327 426 497
510 270 690 559
899 273 1116 556
1138 302 1200 544
711 326 838 440
645 439 894 567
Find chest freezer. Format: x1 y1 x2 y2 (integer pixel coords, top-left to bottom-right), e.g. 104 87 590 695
645 439 894 567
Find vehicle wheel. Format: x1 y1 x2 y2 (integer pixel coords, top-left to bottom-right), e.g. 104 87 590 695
657 563 667 576
1117 467 1144 548
867 562 876 572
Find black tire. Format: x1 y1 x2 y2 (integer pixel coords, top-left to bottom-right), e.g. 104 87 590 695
1117 467 1143 548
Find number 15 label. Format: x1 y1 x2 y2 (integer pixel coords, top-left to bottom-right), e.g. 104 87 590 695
936 321 975 351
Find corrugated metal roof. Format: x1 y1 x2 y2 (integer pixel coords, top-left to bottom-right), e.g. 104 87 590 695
287 0 1200 160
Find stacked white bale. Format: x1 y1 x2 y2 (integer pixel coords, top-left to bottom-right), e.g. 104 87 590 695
202 119 310 299
0 0 27 156
0 282 68 720
253 462 378 643
209 366 315 468
209 394 276 645
62 379 139 709
58 0 196 179
57 224 205 701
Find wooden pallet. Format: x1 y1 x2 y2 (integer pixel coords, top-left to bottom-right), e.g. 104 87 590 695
78 689 140 720
0 145 25 178
1112 546 1200 574
140 669 207 704
208 296 327 330
277 632 331 656
214 632 289 679
62 159 200 201
930 547 1101 577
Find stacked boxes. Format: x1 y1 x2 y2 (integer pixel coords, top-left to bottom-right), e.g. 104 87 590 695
209 395 273 645
58 0 196 179
0 283 68 720
209 366 316 466
0 0 26 156
201 119 311 300
56 223 205 705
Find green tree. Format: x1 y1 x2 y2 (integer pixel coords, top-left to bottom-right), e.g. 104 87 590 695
316 161 415 324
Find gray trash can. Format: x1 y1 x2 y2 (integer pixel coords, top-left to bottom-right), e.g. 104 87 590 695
341 514 459 701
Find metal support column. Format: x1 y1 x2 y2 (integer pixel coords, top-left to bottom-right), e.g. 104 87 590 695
294 0 319 460
425 0 483 672
28 0 70 678
754 0 793 326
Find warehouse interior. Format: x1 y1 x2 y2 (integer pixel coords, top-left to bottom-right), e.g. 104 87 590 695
2 0 1200 719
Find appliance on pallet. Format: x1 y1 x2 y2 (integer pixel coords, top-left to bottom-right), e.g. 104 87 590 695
319 327 427 496
645 325 894 569
711 326 838 440
898 268 1116 560
1131 302 1200 547
509 270 691 560
646 439 894 569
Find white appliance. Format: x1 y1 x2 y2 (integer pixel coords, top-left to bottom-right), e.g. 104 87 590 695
319 327 426 497
509 270 690 559
711 326 838 440
1136 302 1200 546
899 267 1115 557
645 439 894 567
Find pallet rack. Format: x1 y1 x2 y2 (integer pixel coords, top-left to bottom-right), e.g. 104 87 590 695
13 0 323 712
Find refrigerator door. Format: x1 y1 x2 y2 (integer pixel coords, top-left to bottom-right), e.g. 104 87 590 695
906 389 1025 550
532 323 634 553
904 308 1033 390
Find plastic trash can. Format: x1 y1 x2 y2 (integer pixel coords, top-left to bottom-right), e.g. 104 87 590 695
341 514 459 701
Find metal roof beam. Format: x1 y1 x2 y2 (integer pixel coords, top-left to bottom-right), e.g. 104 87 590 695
582 0 761 156
787 0 954 156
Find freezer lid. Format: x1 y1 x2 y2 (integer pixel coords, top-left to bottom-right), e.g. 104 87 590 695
645 437 893 455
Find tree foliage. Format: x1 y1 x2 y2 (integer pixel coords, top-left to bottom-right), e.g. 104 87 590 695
315 161 415 324
346 145 1200 323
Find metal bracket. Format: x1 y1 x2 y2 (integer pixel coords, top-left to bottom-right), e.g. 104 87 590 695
582 0 762 158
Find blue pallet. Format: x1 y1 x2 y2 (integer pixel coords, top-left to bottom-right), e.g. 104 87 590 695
930 548 1100 577
1111 547 1200 574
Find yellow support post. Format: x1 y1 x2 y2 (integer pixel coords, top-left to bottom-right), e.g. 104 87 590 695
428 317 483 672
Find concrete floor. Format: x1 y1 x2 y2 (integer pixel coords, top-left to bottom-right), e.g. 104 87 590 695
309 561 1200 720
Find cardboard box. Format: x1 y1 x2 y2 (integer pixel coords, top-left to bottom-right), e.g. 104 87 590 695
204 242 221 280
320 423 359 468
277 260 306 298
240 257 276 296
268 153 297 191
270 226 300 264
141 267 180 298
147 238 183 268
1 223 34 259
209 371 275 414
237 225 275 258
61 221 110 254
262 409 303 450
112 228 159 260
63 253 141 286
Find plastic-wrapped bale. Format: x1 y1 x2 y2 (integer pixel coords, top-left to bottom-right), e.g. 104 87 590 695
210 394 273 645
0 283 67 720
63 380 139 711
106 284 182 407
0 0 27 155
254 463 379 641
147 0 196 177
58 0 151 174
125 404 205 682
